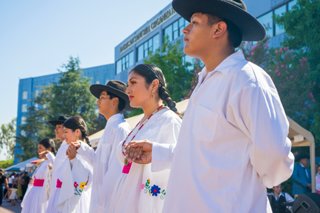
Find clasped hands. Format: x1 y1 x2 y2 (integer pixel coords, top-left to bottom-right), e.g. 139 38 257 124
123 140 153 164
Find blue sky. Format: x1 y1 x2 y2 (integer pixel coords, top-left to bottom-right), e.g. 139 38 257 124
0 0 172 127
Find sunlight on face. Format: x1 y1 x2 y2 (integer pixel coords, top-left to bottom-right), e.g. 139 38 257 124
55 124 65 140
37 144 46 158
126 72 152 108
64 128 78 144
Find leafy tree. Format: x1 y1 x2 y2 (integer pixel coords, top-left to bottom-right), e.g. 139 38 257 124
0 119 16 159
16 57 105 161
276 0 320 145
144 39 193 101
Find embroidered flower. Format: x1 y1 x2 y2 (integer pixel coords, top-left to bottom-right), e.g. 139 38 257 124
142 178 166 199
79 182 87 190
74 182 78 188
150 185 161 196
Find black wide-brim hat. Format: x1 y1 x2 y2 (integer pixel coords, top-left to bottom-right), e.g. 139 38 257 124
90 80 129 108
172 0 266 41
49 115 68 126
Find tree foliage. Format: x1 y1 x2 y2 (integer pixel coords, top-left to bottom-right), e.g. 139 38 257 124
242 0 320 146
17 57 104 161
144 39 194 101
0 119 16 159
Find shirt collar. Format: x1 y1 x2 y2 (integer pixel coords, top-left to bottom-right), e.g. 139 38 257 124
203 50 246 75
107 113 124 125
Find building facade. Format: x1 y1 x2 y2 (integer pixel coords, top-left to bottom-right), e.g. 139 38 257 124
14 0 297 161
14 64 116 162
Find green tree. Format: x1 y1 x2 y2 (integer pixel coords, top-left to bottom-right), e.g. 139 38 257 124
0 119 16 159
17 57 104 161
276 0 320 145
144 39 193 101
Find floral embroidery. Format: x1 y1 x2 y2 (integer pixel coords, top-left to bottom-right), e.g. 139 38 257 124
142 178 166 199
74 180 87 196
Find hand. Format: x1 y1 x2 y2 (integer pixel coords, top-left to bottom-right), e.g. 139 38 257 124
66 144 78 160
38 150 49 159
125 140 153 164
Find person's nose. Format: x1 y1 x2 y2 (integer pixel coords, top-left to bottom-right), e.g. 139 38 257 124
183 23 191 35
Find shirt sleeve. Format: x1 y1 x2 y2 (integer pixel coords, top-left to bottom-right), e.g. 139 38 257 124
233 82 294 188
151 116 181 172
77 142 95 166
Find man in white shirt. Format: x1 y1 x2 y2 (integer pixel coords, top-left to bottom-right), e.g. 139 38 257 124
67 80 131 212
125 0 294 212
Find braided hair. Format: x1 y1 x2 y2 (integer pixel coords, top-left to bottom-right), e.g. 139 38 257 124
130 64 178 114
63 115 91 146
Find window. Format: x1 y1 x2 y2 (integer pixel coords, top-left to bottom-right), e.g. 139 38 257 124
22 91 28 100
21 116 26 125
95 80 100 84
116 51 135 74
258 12 273 38
137 34 160 61
288 0 297 10
22 104 27 112
35 90 40 98
274 5 286 35
163 18 187 42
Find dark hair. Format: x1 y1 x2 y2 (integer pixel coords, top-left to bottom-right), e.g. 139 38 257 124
38 138 56 155
63 115 91 146
207 14 242 48
107 92 126 112
130 64 178 113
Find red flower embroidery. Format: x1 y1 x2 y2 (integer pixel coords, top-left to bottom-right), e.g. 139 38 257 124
74 181 78 188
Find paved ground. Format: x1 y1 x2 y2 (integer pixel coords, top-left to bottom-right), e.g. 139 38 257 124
0 199 21 213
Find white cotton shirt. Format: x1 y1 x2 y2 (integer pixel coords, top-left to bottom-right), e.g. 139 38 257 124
77 113 130 213
108 108 181 213
157 51 294 213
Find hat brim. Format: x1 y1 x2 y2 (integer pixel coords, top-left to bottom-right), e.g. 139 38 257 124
172 0 266 41
48 120 64 126
90 84 129 109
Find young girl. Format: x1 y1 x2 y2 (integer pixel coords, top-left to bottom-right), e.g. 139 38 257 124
21 138 56 213
46 115 93 213
108 64 182 213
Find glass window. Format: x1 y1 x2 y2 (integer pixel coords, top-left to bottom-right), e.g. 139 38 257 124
22 91 28 100
129 51 134 67
21 116 26 125
35 90 39 98
138 45 144 61
288 0 297 10
274 5 286 35
173 21 179 40
95 80 100 84
164 25 173 42
258 12 273 38
153 34 160 52
116 60 122 74
22 104 27 112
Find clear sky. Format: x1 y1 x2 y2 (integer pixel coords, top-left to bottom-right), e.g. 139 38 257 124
0 0 172 127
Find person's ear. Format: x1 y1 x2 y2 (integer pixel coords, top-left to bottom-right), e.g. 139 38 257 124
211 21 228 38
151 79 160 93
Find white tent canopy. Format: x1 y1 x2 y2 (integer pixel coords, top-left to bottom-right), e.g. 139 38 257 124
89 99 316 191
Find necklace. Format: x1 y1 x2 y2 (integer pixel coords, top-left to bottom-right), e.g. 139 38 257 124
122 105 165 174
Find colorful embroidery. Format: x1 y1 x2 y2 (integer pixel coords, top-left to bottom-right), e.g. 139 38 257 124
142 178 166 199
74 181 87 196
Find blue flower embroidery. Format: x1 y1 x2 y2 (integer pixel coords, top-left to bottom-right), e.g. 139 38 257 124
150 185 161 196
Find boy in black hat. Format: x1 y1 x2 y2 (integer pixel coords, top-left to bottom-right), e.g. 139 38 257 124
67 80 131 212
125 0 294 212
48 115 68 150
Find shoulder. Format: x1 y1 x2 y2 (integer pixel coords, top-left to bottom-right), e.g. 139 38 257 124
158 108 182 124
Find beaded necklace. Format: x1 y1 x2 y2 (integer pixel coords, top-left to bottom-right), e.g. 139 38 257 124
122 105 165 174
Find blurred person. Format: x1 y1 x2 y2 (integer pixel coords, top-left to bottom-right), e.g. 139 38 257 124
21 138 56 213
292 154 311 197
0 169 9 206
268 184 294 213
47 116 93 213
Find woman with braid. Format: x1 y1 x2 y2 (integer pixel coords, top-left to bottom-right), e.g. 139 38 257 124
107 64 181 213
47 115 93 213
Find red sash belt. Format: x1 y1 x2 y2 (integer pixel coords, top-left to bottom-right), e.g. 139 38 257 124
56 179 62 188
33 178 44 187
